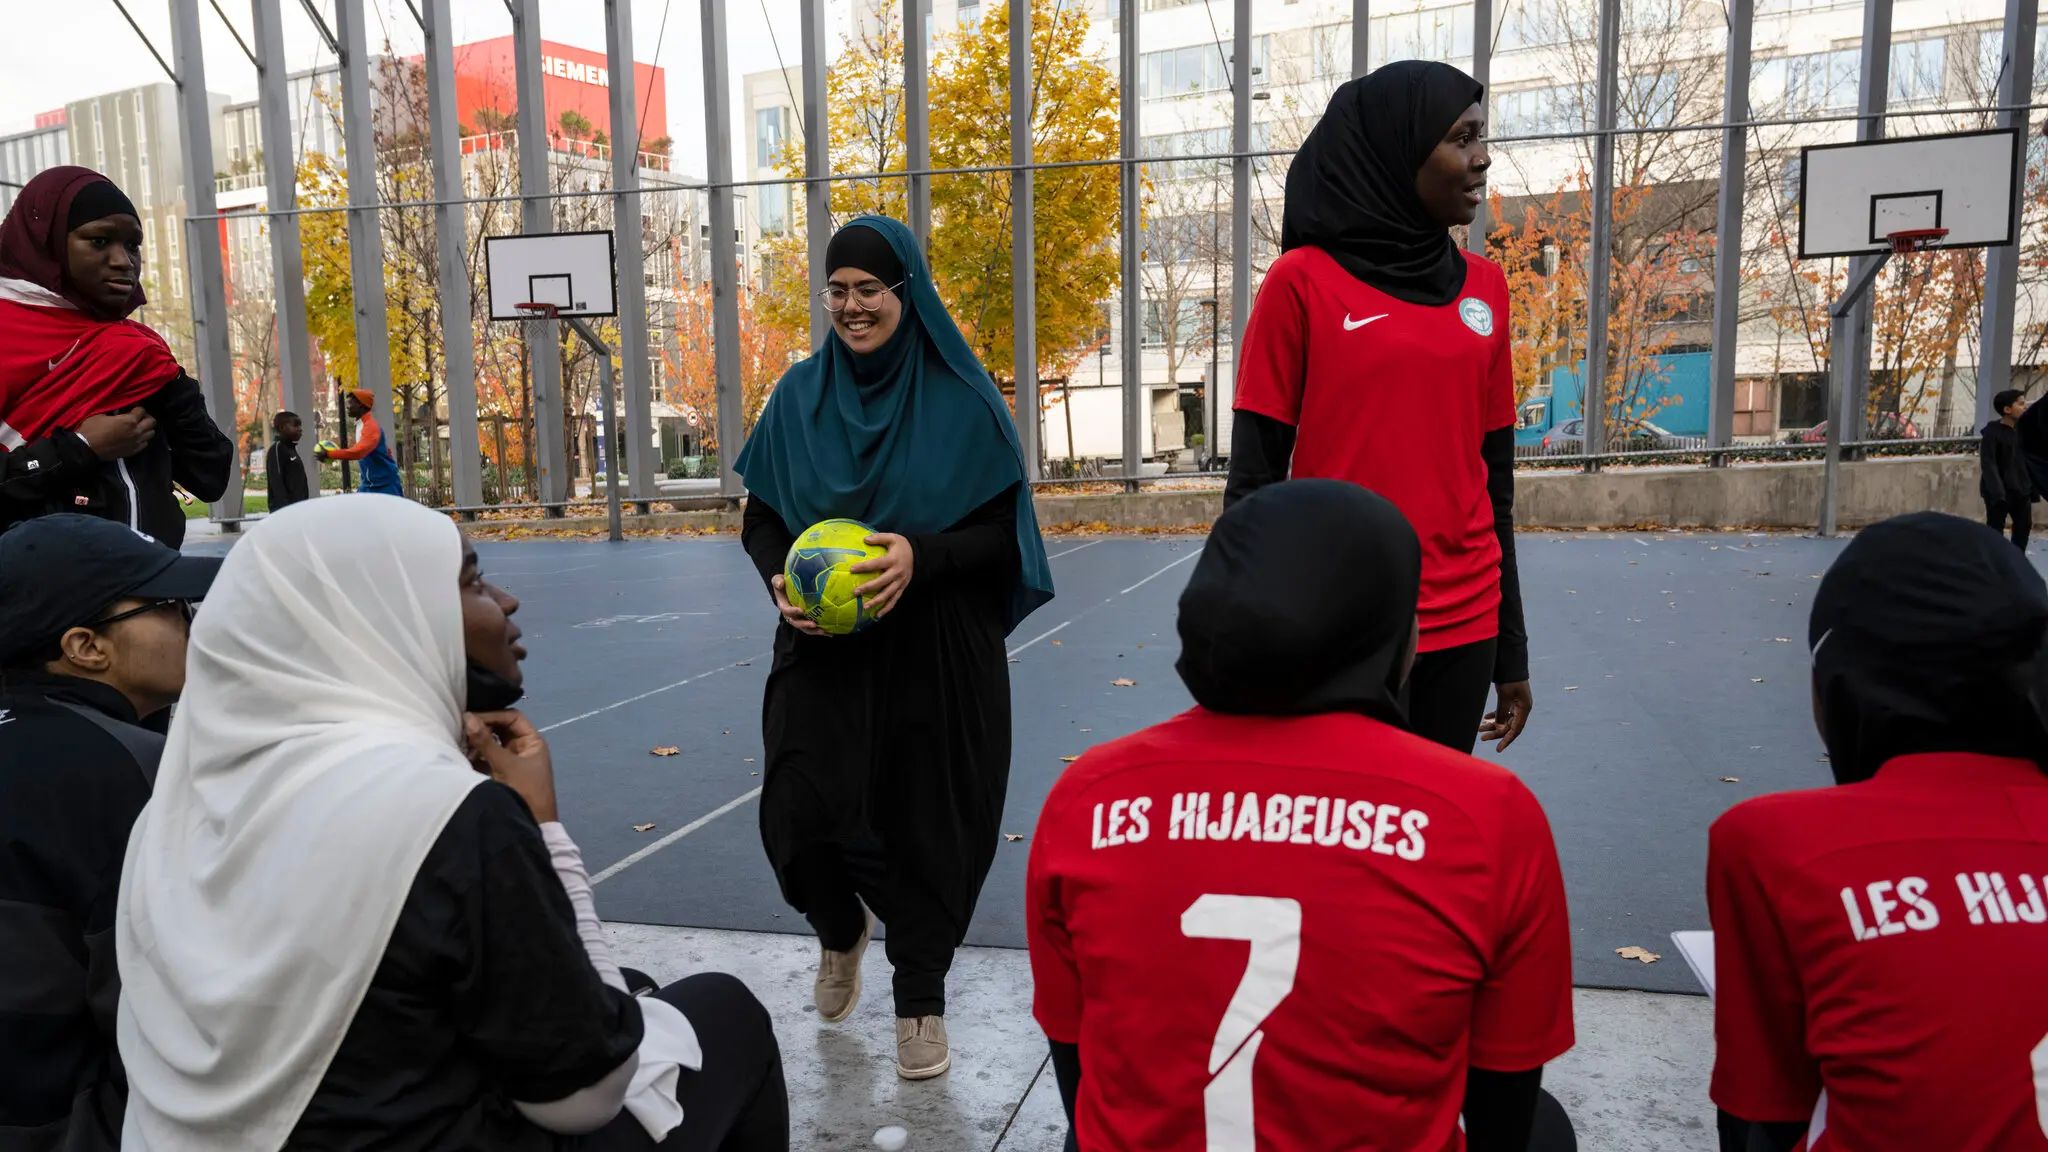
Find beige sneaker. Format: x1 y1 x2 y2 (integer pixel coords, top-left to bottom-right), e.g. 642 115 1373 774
813 914 872 1024
896 1015 950 1080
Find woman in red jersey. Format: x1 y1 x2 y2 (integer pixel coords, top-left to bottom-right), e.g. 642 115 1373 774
1226 61 1530 756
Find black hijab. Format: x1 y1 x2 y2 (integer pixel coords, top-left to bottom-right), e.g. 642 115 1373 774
1177 479 1419 725
1282 61 1484 306
1810 511 2048 784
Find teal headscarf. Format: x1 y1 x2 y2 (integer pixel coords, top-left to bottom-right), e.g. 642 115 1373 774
736 215 1053 633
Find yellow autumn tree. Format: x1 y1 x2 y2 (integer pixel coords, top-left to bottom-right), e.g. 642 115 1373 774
765 0 1121 391
296 149 429 400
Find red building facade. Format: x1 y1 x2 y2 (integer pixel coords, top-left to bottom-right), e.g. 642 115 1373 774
440 37 670 165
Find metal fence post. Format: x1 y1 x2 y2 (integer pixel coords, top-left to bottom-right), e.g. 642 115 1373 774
1842 0 1893 447
423 0 483 507
1466 0 1493 256
1011 0 1041 478
802 0 830 345
1230 0 1252 459
1979 0 2035 424
1353 0 1372 76
250 0 318 501
704 0 746 499
906 0 932 251
1581 0 1621 468
1120 0 1144 488
334 0 393 498
1706 0 1753 456
168 0 244 520
513 0 569 509
605 0 657 509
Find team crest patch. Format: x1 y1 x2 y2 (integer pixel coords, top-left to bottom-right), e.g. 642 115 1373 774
1458 297 1494 337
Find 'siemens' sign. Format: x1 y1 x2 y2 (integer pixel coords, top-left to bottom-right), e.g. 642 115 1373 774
543 56 610 88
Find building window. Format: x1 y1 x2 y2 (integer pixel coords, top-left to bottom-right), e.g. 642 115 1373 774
1623 70 1679 129
1889 39 1944 105
959 1 981 27
1367 5 1474 70
1140 38 1270 99
754 106 785 170
1493 84 1593 136
760 183 790 234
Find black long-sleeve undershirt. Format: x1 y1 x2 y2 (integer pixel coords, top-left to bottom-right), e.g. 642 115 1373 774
1222 410 1528 683
1049 1039 1545 1151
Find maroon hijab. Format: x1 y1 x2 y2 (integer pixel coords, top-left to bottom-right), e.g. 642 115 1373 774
0 166 146 317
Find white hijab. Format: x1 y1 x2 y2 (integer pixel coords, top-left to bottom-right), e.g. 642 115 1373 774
115 496 487 1150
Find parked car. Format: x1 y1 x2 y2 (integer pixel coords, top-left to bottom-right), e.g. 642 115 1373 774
1540 418 1693 455
1788 413 1921 444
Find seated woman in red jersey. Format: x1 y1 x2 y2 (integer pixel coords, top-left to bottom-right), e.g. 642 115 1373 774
0 167 232 546
1710 512 2048 1152
1027 479 1576 1152
1226 62 1531 756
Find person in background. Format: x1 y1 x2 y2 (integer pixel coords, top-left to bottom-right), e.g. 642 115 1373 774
1225 62 1531 756
1981 388 2032 550
264 410 311 513
0 514 219 1152
0 167 233 546
317 387 403 497
1710 512 2048 1152
115 496 787 1150
737 215 1054 1081
1028 480 1576 1152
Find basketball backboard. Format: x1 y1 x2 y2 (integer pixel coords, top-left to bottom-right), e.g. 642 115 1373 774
1798 128 2021 259
484 230 618 320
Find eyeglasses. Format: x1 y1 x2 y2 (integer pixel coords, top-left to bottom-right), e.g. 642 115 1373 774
91 598 198 629
819 281 903 313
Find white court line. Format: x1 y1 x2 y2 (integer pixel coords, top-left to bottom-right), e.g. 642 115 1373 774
591 787 764 885
1120 550 1201 596
1009 620 1071 657
1046 540 1102 561
539 653 771 733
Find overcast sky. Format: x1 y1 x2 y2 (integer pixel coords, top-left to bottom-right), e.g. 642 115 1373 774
0 0 850 176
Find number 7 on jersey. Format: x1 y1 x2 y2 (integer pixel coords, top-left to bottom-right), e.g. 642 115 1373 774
1182 895 1303 1152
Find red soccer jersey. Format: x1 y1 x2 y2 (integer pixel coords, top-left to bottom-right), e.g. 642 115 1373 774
1709 753 2048 1151
1027 708 1574 1152
1233 247 1516 653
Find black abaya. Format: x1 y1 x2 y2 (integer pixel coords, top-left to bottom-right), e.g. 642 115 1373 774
742 488 1020 1018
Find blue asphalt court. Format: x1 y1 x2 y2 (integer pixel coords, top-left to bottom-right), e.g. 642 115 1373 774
192 528 1899 995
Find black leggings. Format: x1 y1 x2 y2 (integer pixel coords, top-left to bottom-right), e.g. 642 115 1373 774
582 973 789 1152
1404 637 1499 753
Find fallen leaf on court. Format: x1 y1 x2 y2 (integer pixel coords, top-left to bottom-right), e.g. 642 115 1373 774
1562 685 1579 692
1751 677 1766 684
632 823 657 833
651 746 680 757
743 757 756 763
736 660 752 667
1050 639 1062 646
1721 776 1741 783
1615 946 1661 964
1061 755 1081 763
1112 678 1137 687
1004 833 1027 842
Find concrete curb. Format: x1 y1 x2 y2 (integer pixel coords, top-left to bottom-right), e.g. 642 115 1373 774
457 455 1979 537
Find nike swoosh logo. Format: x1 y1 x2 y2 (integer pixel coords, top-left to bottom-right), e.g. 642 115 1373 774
1343 313 1388 331
48 338 80 371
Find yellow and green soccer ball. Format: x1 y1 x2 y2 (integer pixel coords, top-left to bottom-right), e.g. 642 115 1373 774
315 439 339 454
784 519 886 635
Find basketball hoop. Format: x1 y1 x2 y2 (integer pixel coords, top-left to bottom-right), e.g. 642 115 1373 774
513 301 560 321
1885 227 1949 255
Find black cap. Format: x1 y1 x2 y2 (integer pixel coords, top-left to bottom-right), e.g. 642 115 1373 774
0 515 222 664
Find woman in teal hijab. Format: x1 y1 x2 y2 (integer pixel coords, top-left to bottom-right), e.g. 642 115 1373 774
737 215 1052 1083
